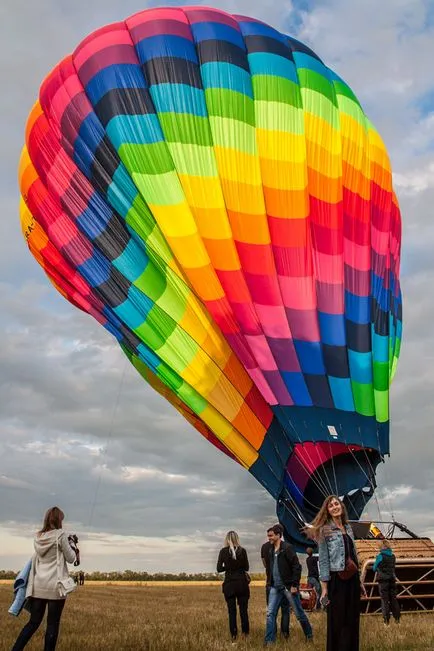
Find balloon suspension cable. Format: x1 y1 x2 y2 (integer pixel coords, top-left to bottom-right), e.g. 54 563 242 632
312 435 335 496
87 356 128 529
345 441 382 522
374 429 396 521
326 438 339 497
285 421 331 501
290 452 333 512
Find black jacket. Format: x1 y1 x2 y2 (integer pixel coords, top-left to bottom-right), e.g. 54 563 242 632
306 554 319 579
217 546 250 598
374 550 396 581
269 541 301 589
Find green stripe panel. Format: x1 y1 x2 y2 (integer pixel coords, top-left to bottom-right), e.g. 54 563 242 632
120 141 174 175
373 361 389 392
159 113 213 146
205 88 255 124
298 69 338 107
352 382 376 417
251 76 302 107
374 390 389 423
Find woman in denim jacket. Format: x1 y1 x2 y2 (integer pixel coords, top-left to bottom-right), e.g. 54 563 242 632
308 496 366 651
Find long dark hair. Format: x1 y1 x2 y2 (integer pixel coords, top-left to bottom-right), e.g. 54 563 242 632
38 507 64 535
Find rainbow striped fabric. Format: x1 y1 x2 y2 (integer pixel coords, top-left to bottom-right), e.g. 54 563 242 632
19 7 402 547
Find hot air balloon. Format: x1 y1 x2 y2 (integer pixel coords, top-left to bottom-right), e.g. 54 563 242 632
18 6 402 549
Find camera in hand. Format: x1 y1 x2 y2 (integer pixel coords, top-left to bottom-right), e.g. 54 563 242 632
68 534 80 567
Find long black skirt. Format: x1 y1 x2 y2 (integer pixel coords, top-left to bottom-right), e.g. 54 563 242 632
327 571 360 651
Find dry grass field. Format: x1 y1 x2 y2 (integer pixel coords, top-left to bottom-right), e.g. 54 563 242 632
2 584 434 651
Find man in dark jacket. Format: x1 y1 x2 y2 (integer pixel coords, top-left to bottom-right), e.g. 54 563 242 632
373 540 400 624
261 525 289 638
264 524 313 645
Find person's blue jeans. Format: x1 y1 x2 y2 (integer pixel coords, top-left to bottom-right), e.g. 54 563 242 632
264 586 313 643
266 585 289 635
308 576 321 608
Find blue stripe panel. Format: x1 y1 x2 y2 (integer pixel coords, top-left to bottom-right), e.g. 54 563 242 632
191 21 245 49
77 250 110 287
107 166 138 218
85 65 147 105
348 350 373 384
372 333 389 362
105 320 120 339
113 238 149 283
396 319 402 339
77 192 112 239
137 342 161 372
248 52 298 84
292 52 326 76
318 313 346 346
283 473 305 507
281 372 313 406
345 291 370 324
305 374 334 408
237 20 287 43
200 62 253 96
372 272 389 311
107 114 163 148
150 83 208 116
135 35 198 65
74 114 105 177
113 288 152 330
294 340 326 374
328 376 355 411
103 305 122 329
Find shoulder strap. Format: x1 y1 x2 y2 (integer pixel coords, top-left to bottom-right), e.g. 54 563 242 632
56 531 61 581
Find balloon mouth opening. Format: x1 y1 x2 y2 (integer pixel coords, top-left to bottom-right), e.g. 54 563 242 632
285 443 382 522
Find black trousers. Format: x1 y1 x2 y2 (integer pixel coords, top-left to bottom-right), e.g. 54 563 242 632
225 593 249 638
379 579 400 621
327 572 360 651
12 597 66 651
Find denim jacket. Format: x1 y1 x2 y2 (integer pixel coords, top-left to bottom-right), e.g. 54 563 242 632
318 522 358 582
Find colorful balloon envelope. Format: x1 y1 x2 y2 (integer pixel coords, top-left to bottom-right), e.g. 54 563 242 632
19 6 402 548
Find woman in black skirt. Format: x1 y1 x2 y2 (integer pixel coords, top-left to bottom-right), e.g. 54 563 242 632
307 496 366 651
217 530 250 644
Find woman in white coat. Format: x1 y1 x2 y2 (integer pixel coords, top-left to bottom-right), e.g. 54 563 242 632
12 506 77 651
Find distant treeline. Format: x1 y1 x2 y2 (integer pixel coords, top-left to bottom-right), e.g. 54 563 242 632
0 569 266 582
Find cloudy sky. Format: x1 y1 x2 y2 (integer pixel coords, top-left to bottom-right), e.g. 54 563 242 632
1 0 433 573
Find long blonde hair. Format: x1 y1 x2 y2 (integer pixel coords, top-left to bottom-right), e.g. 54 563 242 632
225 530 241 559
306 495 349 541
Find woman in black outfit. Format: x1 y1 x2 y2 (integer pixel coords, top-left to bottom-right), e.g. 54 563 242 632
308 495 367 651
217 530 250 643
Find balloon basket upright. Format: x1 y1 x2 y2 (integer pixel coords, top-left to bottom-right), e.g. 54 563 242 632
353 521 434 614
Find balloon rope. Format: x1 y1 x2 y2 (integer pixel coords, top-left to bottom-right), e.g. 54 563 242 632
87 356 128 528
283 421 331 499
374 430 396 520
360 444 391 522
327 439 339 497
345 444 382 521
312 443 335 496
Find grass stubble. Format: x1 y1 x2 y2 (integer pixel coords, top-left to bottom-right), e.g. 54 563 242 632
1 584 434 651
